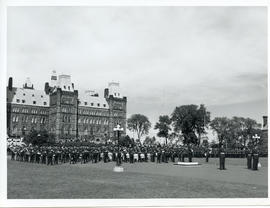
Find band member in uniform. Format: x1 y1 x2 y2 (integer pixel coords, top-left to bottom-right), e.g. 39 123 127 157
188 145 193 162
252 146 259 171
246 148 252 169
219 145 226 170
205 148 210 163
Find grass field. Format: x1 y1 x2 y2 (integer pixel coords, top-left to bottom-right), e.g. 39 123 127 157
7 157 268 199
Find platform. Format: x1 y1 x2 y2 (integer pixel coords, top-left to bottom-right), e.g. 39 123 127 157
113 166 124 172
174 162 201 166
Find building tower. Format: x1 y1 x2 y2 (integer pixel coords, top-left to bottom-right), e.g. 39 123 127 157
48 74 78 141
104 82 127 139
50 70 58 87
23 77 34 89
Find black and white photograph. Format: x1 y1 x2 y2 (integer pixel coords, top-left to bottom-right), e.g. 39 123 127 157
0 1 269 207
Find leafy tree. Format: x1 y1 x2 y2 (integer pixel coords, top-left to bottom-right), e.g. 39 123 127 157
119 135 135 147
210 140 219 148
196 104 211 144
171 104 210 145
24 129 55 146
154 115 171 145
242 118 261 147
202 138 209 148
127 114 151 140
210 116 261 149
143 136 156 145
210 117 231 148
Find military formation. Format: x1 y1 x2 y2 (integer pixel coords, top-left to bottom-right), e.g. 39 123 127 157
7 142 261 171
7 143 207 165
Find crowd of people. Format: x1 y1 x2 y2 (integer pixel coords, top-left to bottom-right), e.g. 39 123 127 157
7 143 208 165
7 141 259 166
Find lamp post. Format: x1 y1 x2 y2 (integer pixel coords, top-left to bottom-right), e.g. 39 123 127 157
113 124 124 172
252 134 260 148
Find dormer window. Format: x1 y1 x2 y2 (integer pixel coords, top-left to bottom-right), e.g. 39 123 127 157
103 104 106 107
22 100 25 103
97 103 100 107
33 101 36 104
68 86 70 90
32 94 34 97
85 102 87 105
16 99 20 103
41 95 43 98
64 85 66 89
114 93 116 96
23 93 25 96
91 103 94 106
44 102 47 105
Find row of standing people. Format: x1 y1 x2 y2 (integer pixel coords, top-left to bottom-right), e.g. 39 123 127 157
8 145 196 165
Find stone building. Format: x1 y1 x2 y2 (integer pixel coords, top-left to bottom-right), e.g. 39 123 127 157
7 71 127 142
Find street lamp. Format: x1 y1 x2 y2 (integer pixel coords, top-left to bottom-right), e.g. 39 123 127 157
252 134 260 148
113 124 124 172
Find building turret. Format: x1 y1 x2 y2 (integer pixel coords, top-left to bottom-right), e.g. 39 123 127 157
108 82 122 98
50 70 57 87
263 116 268 129
44 82 50 94
58 74 74 92
85 90 96 96
23 77 34 89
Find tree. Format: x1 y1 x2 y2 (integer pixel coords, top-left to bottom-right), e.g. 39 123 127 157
143 136 156 145
196 104 211 145
210 140 219 148
154 115 171 145
171 104 210 145
24 129 55 146
210 117 261 149
127 114 151 141
119 135 135 147
242 118 261 147
210 117 231 148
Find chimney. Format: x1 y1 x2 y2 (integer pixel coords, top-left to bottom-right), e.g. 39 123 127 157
263 116 268 128
44 82 50 94
8 77 13 91
104 88 109 98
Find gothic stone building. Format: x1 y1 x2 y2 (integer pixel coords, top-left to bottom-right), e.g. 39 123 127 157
7 71 127 142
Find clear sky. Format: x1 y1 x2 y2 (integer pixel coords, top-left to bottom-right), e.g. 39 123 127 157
7 6 267 141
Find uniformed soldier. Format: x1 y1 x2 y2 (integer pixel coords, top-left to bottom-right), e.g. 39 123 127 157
117 151 122 165
205 148 210 163
157 149 161 163
11 148 15 160
246 148 252 169
36 148 41 163
252 147 259 171
47 148 53 165
181 148 186 162
219 145 226 170
188 145 193 162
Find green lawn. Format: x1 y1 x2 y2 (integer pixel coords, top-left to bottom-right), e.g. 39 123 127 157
7 157 268 199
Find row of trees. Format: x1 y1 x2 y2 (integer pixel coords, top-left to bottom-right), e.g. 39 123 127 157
23 104 262 150
127 104 262 149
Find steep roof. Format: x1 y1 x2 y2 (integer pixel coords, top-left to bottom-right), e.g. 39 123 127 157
78 92 109 109
7 87 49 107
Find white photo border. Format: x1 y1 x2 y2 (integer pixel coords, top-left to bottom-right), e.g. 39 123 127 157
0 0 269 207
